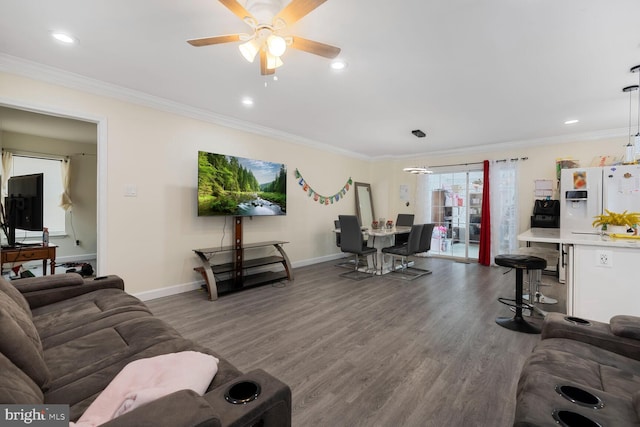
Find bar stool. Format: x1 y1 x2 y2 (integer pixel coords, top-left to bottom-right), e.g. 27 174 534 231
495 254 547 334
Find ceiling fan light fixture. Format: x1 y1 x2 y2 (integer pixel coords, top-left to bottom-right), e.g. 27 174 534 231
239 39 261 62
266 34 287 57
266 52 283 70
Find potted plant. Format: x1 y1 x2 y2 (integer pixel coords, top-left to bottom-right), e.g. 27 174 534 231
592 210 640 234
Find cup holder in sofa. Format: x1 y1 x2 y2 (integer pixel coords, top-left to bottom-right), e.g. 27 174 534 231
564 316 592 326
552 409 602 427
224 380 261 405
555 385 604 409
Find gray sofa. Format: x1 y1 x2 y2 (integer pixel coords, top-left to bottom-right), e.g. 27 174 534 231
0 273 291 426
514 312 640 426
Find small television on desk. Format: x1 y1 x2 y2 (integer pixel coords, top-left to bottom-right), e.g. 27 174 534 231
3 173 44 247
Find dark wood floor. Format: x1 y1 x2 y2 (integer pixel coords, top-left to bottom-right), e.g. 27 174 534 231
146 257 565 427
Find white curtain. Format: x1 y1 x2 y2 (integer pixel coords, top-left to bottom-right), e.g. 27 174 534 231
1 151 13 208
59 157 73 211
415 173 432 224
489 160 519 265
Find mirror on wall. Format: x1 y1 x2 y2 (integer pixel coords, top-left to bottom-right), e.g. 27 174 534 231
354 182 375 228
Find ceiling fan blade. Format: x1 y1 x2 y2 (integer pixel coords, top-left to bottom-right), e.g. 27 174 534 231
274 0 328 26
187 34 241 47
290 36 341 58
260 50 276 75
218 0 255 22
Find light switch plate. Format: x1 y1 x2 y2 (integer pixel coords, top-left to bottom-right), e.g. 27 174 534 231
124 184 137 197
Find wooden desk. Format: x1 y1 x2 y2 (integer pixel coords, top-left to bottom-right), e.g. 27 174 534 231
2 245 57 275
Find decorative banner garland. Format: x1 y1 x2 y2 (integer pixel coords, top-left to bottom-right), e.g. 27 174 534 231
294 168 352 205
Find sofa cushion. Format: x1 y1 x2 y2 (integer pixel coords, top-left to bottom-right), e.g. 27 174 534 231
515 370 638 427
0 352 44 404
522 338 640 398
0 276 31 317
0 291 50 388
611 315 640 341
71 351 218 427
32 288 151 340
41 316 200 420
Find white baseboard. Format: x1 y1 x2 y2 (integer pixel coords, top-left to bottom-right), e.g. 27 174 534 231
137 254 347 301
133 280 204 301
292 252 346 268
56 253 97 264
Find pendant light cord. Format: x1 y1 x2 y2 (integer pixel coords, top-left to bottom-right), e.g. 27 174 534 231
630 87 634 144
637 69 640 135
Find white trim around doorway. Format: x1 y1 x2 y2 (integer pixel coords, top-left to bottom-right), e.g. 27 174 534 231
0 96 108 275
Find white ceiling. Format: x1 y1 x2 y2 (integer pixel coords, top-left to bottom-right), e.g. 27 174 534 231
1 0 640 158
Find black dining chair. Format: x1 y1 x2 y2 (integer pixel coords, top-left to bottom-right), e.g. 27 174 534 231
396 214 415 227
334 219 366 269
382 224 426 280
394 214 414 246
405 223 435 275
338 215 377 280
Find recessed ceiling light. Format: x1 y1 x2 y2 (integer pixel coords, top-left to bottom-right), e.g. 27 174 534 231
330 59 347 71
51 31 77 44
241 97 254 107
564 119 579 125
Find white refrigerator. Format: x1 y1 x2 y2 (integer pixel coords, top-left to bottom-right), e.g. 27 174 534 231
602 164 640 217
560 165 640 233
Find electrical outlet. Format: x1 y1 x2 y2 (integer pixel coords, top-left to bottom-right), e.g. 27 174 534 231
75 240 80 246
596 250 613 267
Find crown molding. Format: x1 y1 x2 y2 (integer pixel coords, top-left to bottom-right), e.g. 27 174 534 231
375 127 629 161
0 53 370 161
1 53 624 165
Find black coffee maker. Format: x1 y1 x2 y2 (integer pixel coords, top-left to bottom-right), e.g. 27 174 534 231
531 199 560 228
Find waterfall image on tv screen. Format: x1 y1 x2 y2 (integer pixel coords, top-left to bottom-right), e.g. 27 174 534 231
198 151 287 216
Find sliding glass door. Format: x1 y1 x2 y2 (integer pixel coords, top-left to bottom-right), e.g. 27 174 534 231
427 170 483 260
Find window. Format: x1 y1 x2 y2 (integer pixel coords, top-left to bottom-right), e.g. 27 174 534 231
423 169 483 260
10 155 65 235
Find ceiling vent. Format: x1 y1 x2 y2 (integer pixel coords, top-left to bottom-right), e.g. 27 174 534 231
411 129 426 138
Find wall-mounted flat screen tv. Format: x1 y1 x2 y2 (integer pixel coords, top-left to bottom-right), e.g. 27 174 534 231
198 151 287 216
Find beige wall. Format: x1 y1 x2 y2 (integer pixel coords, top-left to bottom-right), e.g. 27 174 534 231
1 131 97 260
383 136 628 232
2 70 629 296
0 72 372 295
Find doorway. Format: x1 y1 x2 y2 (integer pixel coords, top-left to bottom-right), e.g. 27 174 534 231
427 170 483 261
0 104 102 274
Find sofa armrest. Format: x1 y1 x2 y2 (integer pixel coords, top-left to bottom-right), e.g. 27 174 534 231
203 369 291 427
610 315 640 340
98 369 291 427
98 389 221 427
541 312 640 360
14 274 125 309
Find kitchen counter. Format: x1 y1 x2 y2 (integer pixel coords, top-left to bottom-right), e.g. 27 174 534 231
518 227 640 248
519 227 640 322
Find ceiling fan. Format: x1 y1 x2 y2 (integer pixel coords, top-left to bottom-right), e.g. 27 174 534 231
187 0 341 75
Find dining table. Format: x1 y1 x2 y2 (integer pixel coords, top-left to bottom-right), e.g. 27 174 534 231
365 226 411 274
333 225 412 275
